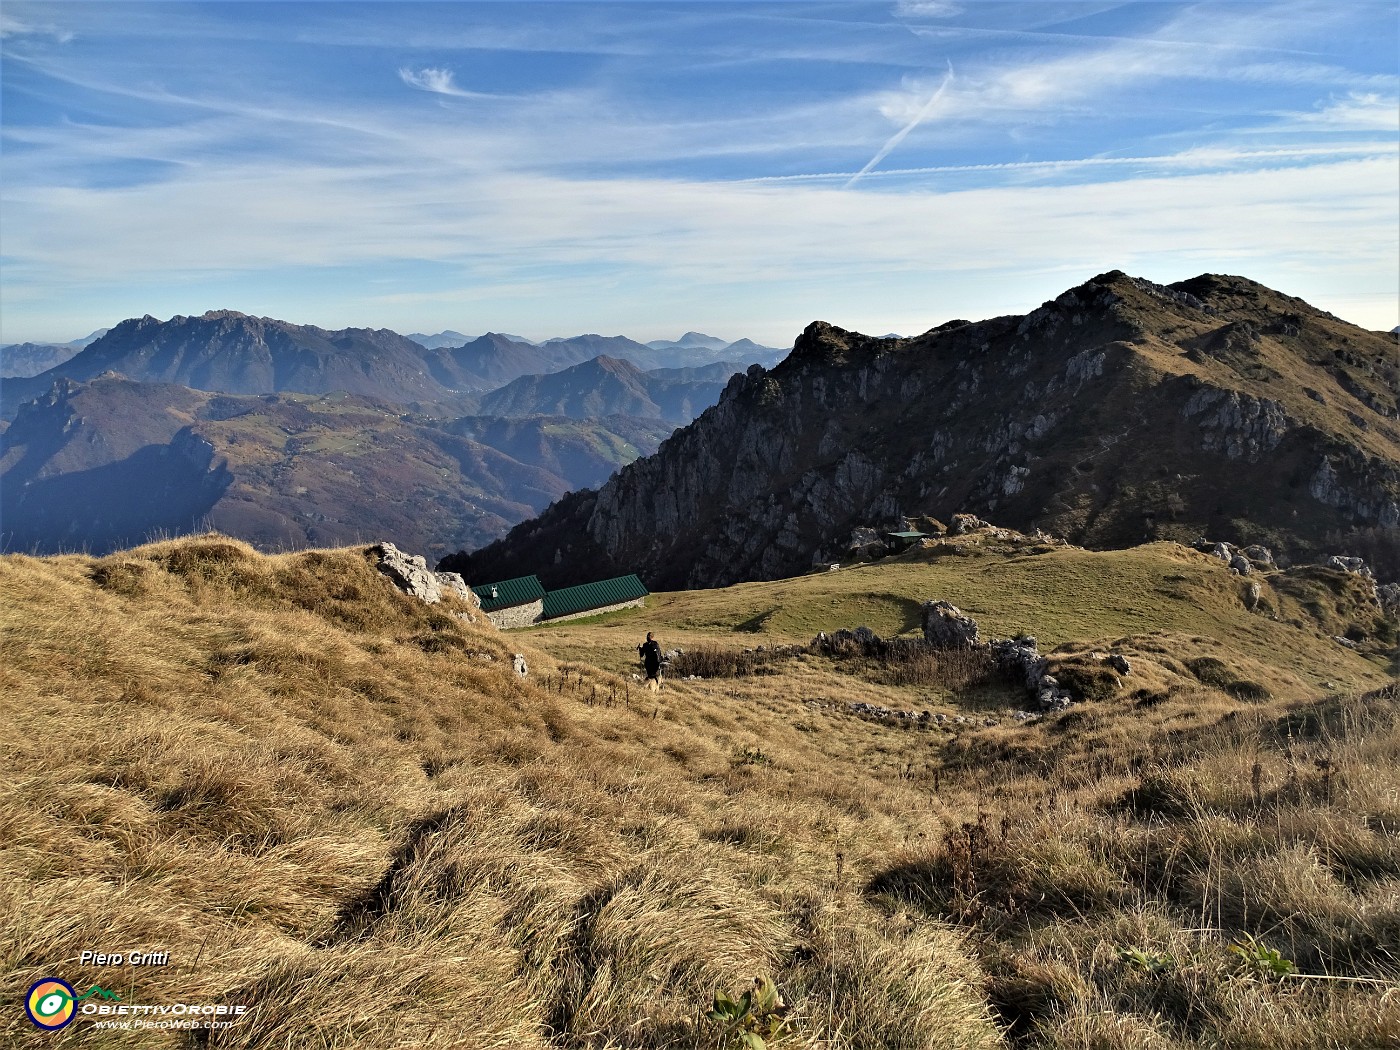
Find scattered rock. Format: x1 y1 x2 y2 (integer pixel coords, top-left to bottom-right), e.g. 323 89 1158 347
1243 581 1263 611
1106 653 1132 675
1332 636 1359 650
512 654 528 677
949 513 988 535
846 526 888 560
990 635 1045 690
990 634 1073 711
921 600 980 648
1327 555 1373 578
1242 544 1276 570
1379 583 1400 618
1230 554 1254 576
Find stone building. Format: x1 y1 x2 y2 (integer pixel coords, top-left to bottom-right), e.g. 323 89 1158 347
471 575 546 629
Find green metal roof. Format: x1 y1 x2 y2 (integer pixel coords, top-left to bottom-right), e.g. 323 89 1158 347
886 531 929 540
471 575 545 612
541 575 649 620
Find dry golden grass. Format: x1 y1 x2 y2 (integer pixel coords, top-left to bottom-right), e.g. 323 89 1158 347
3 532 1396 1048
1 535 1001 1049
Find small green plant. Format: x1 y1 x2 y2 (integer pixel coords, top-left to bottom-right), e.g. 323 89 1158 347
708 976 790 1049
1229 937 1295 978
731 745 771 767
1116 946 1175 974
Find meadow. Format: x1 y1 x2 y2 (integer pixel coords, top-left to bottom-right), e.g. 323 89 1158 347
2 532 1396 1048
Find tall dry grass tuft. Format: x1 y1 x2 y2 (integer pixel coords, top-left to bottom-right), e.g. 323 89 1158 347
868 691 1400 1049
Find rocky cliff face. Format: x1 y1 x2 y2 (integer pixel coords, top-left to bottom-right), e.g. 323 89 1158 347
445 271 1400 590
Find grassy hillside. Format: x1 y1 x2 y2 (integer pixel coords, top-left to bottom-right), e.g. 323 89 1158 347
3 534 1396 1048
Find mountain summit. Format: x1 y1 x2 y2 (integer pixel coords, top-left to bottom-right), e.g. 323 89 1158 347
445 271 1400 590
4 311 452 405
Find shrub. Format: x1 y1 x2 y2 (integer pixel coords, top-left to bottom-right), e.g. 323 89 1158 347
667 645 797 679
1185 656 1233 687
1050 661 1122 702
1227 680 1271 702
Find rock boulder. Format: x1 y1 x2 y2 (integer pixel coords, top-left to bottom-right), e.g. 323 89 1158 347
372 542 480 608
921 601 980 648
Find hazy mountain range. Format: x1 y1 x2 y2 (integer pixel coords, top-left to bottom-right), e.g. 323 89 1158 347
446 271 1400 591
0 312 783 555
1 315 783 417
0 329 109 378
7 278 1396 572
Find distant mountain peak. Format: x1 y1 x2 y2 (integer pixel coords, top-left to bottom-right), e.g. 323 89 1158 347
676 331 727 348
4 311 456 406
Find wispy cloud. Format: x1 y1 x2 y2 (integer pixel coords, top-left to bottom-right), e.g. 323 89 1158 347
749 143 1398 184
397 66 506 101
2 0 1395 341
847 64 954 187
1289 92 1400 132
0 12 73 43
894 0 962 18
889 1 1380 130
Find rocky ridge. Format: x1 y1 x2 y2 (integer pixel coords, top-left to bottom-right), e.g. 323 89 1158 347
446 272 1400 591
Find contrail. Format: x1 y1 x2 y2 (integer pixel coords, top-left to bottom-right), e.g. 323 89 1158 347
845 62 954 189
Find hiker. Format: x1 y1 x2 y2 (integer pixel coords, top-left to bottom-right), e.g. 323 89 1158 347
638 632 662 691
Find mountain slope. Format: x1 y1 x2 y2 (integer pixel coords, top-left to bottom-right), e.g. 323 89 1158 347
0 342 84 378
4 531 1394 1047
646 331 730 351
479 355 661 418
406 329 474 349
416 332 574 391
442 414 675 489
0 377 672 558
476 355 741 423
2 311 454 413
644 333 789 369
446 271 1400 590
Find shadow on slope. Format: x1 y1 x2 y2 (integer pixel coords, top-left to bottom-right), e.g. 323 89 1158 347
1 442 230 554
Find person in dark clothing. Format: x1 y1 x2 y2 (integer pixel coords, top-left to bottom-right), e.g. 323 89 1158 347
638 632 662 690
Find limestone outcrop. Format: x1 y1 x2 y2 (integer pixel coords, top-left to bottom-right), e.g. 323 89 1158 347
921 601 980 649
372 542 480 608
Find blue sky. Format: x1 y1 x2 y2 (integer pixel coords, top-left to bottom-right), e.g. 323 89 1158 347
2 1 1396 346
